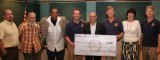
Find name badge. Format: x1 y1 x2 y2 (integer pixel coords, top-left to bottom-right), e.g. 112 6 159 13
81 24 84 27
152 23 155 26
114 23 118 27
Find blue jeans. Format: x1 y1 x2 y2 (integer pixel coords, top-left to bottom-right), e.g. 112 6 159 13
47 49 65 60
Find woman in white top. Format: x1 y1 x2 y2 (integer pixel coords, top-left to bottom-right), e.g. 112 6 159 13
122 8 142 60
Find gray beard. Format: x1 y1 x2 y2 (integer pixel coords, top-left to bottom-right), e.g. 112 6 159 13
29 22 35 25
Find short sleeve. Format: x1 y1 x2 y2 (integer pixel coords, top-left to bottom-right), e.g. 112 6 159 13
119 21 124 33
0 24 4 39
18 23 24 36
65 23 70 36
140 20 144 34
157 20 160 34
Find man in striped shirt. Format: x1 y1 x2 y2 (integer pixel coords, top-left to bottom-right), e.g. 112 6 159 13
18 12 42 60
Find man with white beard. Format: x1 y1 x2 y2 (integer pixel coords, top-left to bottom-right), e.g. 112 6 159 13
18 12 42 60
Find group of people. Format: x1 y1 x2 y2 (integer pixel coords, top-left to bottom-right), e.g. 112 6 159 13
0 5 159 60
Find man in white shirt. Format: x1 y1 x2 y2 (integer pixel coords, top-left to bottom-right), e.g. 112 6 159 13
38 8 67 60
83 12 105 60
0 9 19 60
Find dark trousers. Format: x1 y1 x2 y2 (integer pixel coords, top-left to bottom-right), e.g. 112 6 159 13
85 56 101 60
1 47 19 60
47 49 65 60
23 49 42 60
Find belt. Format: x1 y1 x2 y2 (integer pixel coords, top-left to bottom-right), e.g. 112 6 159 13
5 47 18 49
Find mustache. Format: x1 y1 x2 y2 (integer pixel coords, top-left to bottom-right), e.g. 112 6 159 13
9 16 14 20
28 20 36 22
74 16 80 18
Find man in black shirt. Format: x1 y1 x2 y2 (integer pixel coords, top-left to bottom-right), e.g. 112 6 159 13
141 5 160 60
83 12 105 60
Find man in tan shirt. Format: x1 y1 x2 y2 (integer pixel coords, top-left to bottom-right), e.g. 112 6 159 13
38 8 67 60
0 9 19 60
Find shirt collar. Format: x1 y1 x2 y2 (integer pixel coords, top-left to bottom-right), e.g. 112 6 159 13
4 20 14 25
106 19 116 23
145 18 156 23
57 16 61 21
90 22 97 26
47 16 62 23
72 20 83 25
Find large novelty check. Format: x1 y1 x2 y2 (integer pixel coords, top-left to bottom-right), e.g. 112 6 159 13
74 34 117 56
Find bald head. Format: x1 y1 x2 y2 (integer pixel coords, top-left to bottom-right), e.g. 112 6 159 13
89 12 97 23
90 12 97 17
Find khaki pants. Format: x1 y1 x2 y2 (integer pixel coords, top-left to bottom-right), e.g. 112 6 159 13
106 40 122 60
142 47 158 60
67 43 82 60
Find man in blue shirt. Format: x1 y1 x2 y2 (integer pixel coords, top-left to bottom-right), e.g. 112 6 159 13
141 5 160 60
65 8 84 60
104 6 123 60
